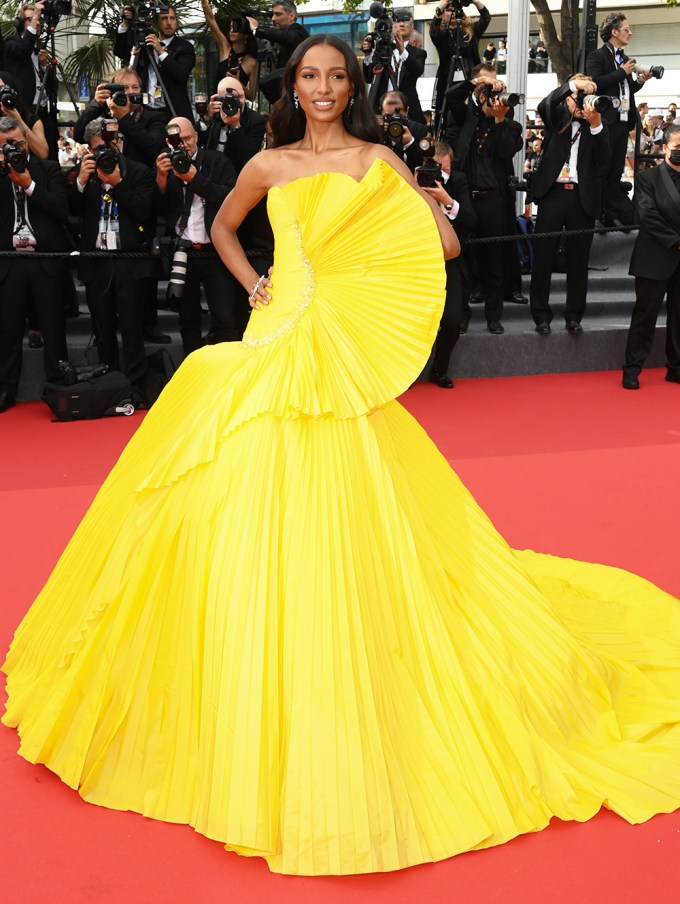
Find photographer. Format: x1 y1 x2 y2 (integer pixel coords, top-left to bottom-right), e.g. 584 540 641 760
198 74 266 173
528 77 611 334
622 125 680 390
586 13 653 227
201 0 258 99
115 4 196 121
420 139 477 387
73 67 166 166
246 1 309 104
0 114 69 412
4 3 59 158
363 9 427 125
444 63 523 334
70 117 156 407
430 0 490 117
155 117 238 355
0 70 49 158
379 90 427 172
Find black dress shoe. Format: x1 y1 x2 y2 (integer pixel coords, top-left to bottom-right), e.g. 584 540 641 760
666 372 680 384
0 391 16 413
27 331 44 349
506 291 528 304
468 292 486 305
535 322 551 334
459 322 468 335
565 320 583 333
622 374 640 390
430 370 454 389
487 321 504 334
143 328 172 344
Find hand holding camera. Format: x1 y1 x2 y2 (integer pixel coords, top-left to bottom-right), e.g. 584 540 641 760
579 95 603 128
0 143 31 188
76 147 98 186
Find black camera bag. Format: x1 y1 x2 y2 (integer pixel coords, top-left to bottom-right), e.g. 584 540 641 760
42 371 135 421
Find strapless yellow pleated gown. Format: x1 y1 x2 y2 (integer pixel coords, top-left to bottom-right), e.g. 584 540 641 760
3 158 680 875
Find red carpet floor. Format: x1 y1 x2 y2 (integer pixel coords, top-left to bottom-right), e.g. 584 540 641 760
2 370 679 904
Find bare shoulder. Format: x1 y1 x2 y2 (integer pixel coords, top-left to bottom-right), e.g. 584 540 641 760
238 149 280 192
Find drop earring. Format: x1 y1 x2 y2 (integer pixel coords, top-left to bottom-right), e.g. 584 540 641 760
348 94 355 111
293 91 299 109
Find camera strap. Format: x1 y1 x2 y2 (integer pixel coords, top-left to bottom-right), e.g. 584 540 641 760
97 190 120 251
12 185 37 249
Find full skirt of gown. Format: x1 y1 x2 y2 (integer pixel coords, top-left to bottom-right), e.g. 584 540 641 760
3 158 680 875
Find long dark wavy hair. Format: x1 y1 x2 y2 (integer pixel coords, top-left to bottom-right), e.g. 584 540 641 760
269 34 380 148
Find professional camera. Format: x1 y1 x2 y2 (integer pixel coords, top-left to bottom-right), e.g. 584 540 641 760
632 62 664 80
92 119 120 175
42 0 72 28
368 2 396 68
382 111 408 146
218 89 241 118
58 360 109 385
102 82 143 107
477 84 525 108
231 8 267 32
575 91 620 115
127 1 169 46
508 174 531 192
167 240 190 300
0 141 29 175
0 86 18 111
435 0 470 19
165 123 191 174
415 136 443 188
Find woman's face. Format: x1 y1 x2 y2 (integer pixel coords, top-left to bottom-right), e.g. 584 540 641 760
294 44 353 122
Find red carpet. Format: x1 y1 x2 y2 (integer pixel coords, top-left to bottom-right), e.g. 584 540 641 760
2 370 679 904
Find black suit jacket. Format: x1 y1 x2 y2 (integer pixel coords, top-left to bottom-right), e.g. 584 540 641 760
254 22 309 69
74 104 168 167
114 32 196 121
155 149 236 238
585 44 643 128
0 155 70 282
69 156 156 282
528 84 611 220
629 165 680 281
4 30 57 112
445 83 523 200
197 106 266 173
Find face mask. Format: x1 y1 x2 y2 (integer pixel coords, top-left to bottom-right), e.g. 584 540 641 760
669 149 680 166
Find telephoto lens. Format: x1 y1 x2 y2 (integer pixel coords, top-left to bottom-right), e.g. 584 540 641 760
167 246 189 300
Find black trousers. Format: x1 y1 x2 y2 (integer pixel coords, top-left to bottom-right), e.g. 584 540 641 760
468 192 509 324
0 259 68 395
84 261 149 386
179 254 239 356
432 258 464 374
529 184 594 324
623 263 680 377
603 119 629 221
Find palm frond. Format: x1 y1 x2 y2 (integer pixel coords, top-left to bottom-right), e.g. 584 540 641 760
63 36 116 86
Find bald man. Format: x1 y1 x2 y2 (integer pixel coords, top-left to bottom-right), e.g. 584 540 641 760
155 115 239 354
197 74 266 172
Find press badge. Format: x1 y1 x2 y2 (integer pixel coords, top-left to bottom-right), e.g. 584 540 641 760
619 96 629 121
13 225 36 250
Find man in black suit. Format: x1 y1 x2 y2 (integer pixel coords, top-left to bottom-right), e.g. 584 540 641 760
528 77 611 333
115 4 195 121
3 3 59 159
622 125 680 390
444 64 523 334
0 115 69 412
70 117 156 407
586 13 652 226
246 1 309 104
197 75 266 173
74 67 166 167
378 90 427 172
421 140 477 388
363 10 427 125
155 117 238 356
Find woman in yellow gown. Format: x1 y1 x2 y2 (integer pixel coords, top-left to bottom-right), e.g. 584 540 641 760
3 36 680 877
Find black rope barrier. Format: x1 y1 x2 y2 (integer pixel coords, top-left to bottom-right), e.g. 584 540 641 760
0 223 639 258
